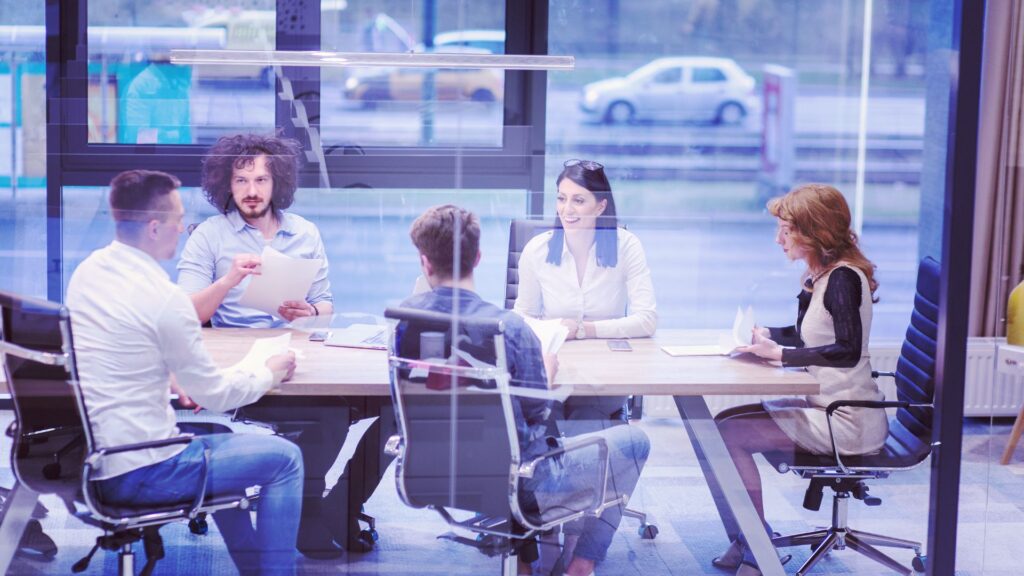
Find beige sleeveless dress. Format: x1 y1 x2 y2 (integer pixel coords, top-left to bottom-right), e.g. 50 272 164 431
763 265 889 456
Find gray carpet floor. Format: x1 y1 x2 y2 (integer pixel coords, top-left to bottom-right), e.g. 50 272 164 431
4 415 1024 575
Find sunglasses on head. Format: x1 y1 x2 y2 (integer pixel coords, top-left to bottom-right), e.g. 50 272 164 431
563 158 604 171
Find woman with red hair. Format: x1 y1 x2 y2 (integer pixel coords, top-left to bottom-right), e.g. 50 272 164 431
712 183 887 576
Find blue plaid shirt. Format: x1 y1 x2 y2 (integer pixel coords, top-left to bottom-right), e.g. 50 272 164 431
400 286 555 456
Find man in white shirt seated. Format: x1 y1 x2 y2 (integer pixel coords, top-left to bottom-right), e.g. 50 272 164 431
67 169 303 575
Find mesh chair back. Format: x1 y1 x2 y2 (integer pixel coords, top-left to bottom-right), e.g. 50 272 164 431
385 307 519 518
0 291 92 498
888 256 940 460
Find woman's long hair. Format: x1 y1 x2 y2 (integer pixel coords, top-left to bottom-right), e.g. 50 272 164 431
768 183 879 298
546 162 619 267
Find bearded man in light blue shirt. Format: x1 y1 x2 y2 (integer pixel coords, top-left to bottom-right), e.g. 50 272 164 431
178 134 332 327
177 134 379 560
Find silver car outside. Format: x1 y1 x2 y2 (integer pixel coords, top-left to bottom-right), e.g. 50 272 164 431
579 56 757 125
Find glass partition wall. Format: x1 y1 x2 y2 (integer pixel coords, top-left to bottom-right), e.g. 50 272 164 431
0 0 1006 575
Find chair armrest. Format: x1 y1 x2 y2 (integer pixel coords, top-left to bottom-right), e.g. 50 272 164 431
384 434 402 457
823 399 933 474
516 434 608 479
514 434 614 529
82 434 211 524
88 434 195 461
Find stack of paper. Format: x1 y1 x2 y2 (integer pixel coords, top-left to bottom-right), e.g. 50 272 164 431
661 306 756 357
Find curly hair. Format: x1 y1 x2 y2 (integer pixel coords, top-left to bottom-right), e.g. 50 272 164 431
768 183 879 298
200 134 301 213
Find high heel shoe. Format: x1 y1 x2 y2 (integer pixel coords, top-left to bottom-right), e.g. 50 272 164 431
712 538 744 570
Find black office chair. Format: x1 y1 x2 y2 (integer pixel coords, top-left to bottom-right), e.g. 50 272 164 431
0 290 254 576
505 219 656 541
383 307 626 576
762 257 939 576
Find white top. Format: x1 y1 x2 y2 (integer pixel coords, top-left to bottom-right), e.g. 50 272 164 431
513 229 657 339
67 241 276 479
764 264 888 455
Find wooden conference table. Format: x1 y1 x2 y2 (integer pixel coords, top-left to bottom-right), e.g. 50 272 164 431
0 328 816 576
204 327 817 576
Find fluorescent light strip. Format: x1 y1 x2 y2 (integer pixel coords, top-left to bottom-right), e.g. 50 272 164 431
170 49 574 71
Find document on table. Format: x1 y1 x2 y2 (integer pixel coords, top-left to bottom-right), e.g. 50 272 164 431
661 306 756 356
238 246 322 317
522 316 570 355
230 333 292 371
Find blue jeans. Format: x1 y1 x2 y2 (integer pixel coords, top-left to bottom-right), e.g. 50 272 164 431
97 433 304 576
525 425 650 562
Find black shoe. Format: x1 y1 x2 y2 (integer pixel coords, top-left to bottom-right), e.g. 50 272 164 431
297 537 345 560
16 519 57 561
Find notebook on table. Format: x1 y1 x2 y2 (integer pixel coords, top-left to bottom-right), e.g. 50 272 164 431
324 324 388 350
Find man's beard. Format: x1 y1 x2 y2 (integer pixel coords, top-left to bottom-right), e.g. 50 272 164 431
237 200 271 220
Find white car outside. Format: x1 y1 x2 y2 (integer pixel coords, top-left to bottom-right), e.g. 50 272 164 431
580 57 756 125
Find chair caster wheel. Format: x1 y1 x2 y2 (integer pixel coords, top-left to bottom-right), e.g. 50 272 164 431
638 524 658 539
912 554 927 573
42 463 61 480
188 517 209 535
361 528 379 543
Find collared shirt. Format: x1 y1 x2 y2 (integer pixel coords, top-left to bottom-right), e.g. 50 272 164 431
513 229 657 339
400 287 555 456
67 241 275 479
177 210 333 328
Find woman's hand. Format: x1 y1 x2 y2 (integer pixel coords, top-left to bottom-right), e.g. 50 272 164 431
737 329 784 361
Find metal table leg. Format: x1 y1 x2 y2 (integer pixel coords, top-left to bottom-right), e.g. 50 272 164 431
675 395 784 576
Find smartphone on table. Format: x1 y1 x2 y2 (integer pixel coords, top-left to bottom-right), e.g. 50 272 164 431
607 339 632 352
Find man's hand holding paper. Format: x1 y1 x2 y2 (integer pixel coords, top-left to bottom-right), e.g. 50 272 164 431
238 246 322 319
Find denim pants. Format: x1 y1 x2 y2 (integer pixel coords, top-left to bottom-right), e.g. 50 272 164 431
97 433 304 576
525 424 650 562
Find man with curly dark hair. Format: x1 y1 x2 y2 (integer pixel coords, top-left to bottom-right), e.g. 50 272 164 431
178 133 333 327
177 134 368 561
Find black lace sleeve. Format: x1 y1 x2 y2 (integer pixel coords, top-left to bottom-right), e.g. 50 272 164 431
769 325 803 347
781 267 864 368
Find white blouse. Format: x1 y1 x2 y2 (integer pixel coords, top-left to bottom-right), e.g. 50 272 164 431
513 229 657 339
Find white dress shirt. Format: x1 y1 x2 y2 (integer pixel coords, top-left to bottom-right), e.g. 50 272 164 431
67 241 275 479
513 229 657 339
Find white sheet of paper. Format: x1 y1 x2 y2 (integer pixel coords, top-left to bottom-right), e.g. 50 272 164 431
732 305 756 348
237 246 322 317
522 316 570 355
232 333 292 372
660 344 727 357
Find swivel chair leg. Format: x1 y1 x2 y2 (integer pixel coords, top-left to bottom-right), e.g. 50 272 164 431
796 531 840 576
622 507 659 539
118 543 134 576
845 533 913 576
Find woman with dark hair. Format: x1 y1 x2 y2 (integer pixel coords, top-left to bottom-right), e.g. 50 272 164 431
712 183 887 576
513 159 657 424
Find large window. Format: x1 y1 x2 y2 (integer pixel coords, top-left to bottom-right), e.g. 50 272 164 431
547 0 929 340
0 2 46 297
320 1 507 148
86 1 278 145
